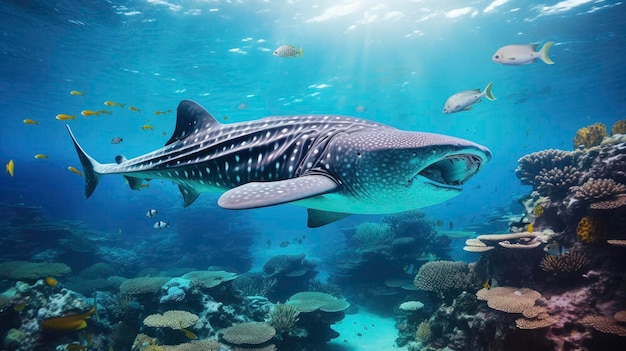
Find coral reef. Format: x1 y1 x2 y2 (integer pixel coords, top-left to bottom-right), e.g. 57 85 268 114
539 250 591 277
611 119 626 136
574 178 626 201
0 261 71 280
576 215 608 243
574 122 607 149
267 303 300 333
219 321 276 346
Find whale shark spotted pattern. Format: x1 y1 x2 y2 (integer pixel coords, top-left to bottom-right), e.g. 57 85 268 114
66 100 491 227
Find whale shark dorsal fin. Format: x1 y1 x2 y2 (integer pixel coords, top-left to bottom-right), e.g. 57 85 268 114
217 175 339 210
165 100 221 146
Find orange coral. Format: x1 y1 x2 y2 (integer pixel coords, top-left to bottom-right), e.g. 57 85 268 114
611 119 626 136
576 215 607 243
573 122 607 149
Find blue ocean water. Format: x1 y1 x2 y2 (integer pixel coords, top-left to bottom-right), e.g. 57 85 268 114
0 0 623 267
0 1 625 350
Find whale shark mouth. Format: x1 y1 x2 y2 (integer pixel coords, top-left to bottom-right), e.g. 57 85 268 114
416 153 484 190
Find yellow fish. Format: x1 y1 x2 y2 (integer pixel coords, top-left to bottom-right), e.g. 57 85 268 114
40 304 96 331
81 110 100 117
6 160 14 176
141 125 153 131
527 223 533 233
68 166 83 177
45 277 58 286
23 118 39 126
56 114 76 121
154 109 172 115
129 106 141 113
104 101 125 108
70 90 84 96
179 321 197 340
138 183 150 189
35 154 49 159
533 205 544 217
483 278 492 290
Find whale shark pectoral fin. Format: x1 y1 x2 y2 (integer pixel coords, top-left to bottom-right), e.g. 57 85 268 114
178 184 201 207
218 175 339 210
306 209 351 228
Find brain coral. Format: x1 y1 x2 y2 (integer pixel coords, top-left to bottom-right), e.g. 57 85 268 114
220 322 276 345
143 310 199 329
573 122 607 149
413 261 469 293
611 119 626 135
0 261 71 280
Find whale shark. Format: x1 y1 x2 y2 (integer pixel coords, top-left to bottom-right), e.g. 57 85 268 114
67 100 491 227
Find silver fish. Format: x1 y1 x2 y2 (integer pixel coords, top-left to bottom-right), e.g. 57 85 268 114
443 82 495 114
111 137 123 144
146 209 158 217
273 45 302 58
66 100 491 228
492 42 554 65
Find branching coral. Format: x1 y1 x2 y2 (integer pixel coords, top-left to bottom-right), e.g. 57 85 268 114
573 122 607 149
515 149 574 185
268 302 300 333
535 166 582 198
574 178 626 201
576 215 608 243
539 250 591 276
415 320 431 343
352 222 393 251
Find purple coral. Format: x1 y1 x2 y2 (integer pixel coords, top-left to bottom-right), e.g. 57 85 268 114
516 149 574 186
574 178 626 201
534 165 582 198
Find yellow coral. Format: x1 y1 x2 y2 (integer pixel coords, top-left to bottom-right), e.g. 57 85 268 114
573 122 607 149
611 119 626 136
576 215 607 243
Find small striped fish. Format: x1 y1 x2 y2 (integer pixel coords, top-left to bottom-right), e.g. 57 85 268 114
273 45 303 58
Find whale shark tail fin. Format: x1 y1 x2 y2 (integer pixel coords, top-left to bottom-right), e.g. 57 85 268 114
66 125 102 198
